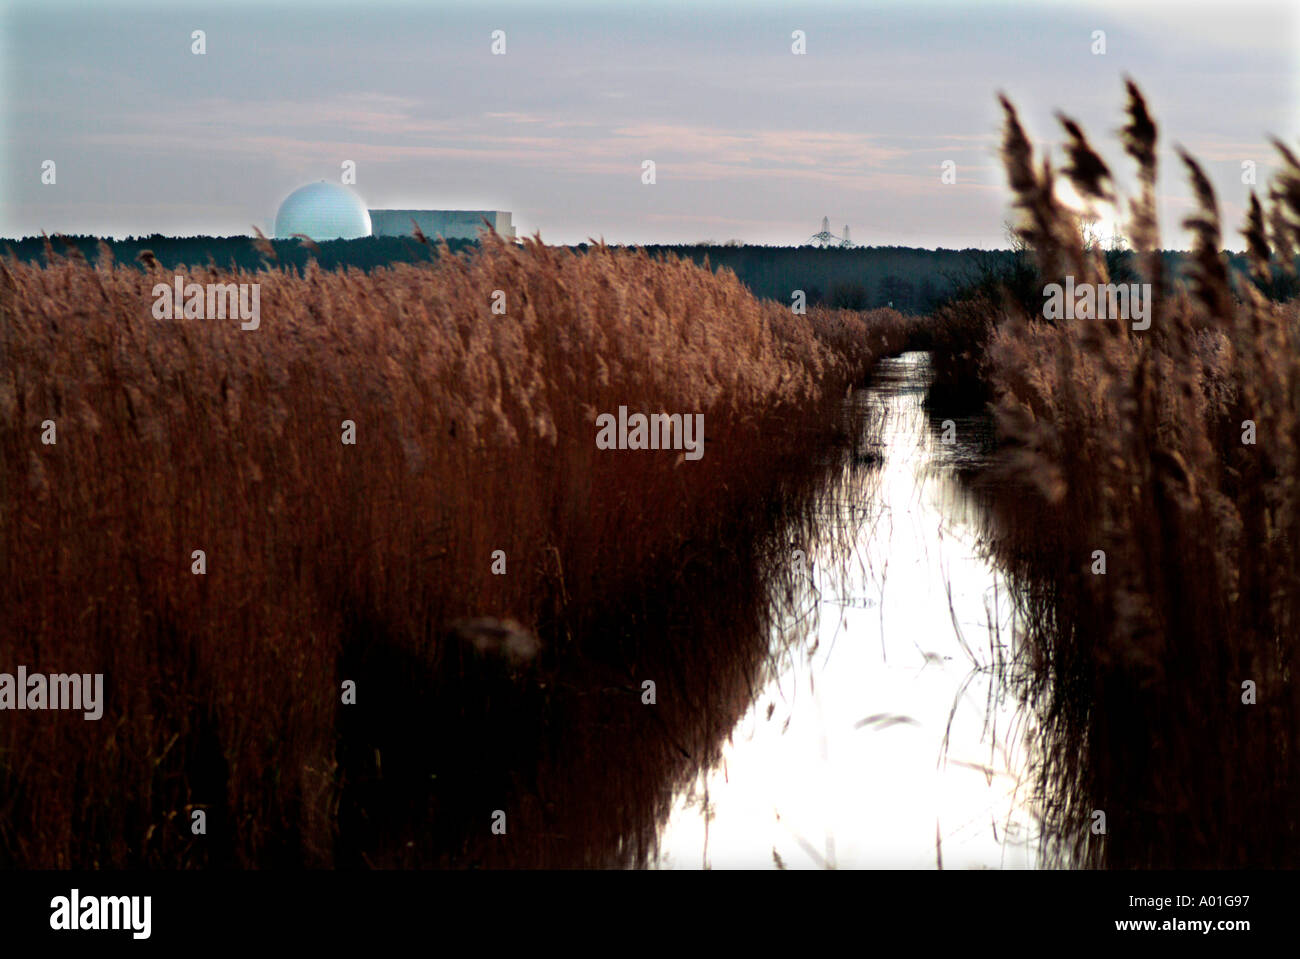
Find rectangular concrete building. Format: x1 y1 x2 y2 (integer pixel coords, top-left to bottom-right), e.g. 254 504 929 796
368 210 516 241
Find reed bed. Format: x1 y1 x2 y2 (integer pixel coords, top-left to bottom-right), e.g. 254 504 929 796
0 233 908 867
967 82 1300 867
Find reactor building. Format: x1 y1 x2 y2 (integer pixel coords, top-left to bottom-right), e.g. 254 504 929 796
368 209 516 241
273 182 516 242
274 182 373 241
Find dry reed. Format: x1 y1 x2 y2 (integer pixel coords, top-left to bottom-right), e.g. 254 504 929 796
0 233 908 867
971 82 1300 867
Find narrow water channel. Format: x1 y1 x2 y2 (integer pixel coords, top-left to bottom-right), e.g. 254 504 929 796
655 352 1042 869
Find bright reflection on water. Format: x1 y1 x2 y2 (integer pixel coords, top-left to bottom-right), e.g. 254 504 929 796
655 352 1041 869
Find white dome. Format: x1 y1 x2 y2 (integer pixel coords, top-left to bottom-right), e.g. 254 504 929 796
274 182 372 240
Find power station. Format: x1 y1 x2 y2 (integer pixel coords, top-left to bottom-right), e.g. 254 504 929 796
369 209 515 241
273 182 516 242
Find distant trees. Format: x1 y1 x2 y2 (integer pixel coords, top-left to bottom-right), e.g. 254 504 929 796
6 235 1288 312
2 234 479 273
878 275 914 311
829 281 869 309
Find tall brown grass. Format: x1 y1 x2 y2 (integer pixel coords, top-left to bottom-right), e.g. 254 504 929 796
970 81 1300 867
0 233 908 867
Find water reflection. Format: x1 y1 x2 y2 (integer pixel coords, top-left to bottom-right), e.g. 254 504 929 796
656 352 1042 869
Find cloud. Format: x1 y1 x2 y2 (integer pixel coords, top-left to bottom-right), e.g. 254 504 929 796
80 103 999 196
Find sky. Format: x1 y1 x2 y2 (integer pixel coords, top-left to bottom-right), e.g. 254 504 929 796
3 0 1297 248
